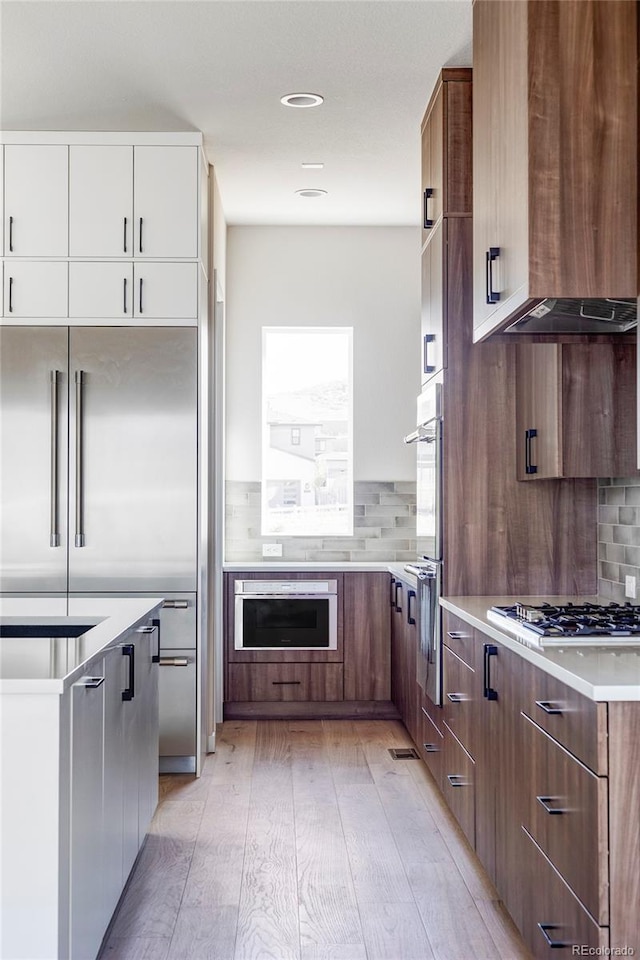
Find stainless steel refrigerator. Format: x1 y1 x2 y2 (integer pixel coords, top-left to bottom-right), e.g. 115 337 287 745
0 325 200 771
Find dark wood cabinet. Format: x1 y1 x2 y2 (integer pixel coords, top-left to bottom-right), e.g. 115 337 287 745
417 697 444 790
441 721 475 848
343 571 390 701
227 663 343 703
472 0 638 341
516 342 638 480
390 575 419 744
420 220 444 385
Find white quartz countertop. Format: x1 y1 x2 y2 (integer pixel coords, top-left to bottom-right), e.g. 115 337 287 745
441 596 640 702
224 562 395 572
0 597 163 694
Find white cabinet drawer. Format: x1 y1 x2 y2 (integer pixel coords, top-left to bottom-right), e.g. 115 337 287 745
3 261 68 317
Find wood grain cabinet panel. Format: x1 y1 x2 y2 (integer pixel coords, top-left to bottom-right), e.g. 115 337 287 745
522 714 609 924
516 342 637 480
442 645 477 760
343 572 390 701
472 0 638 341
418 701 444 791
521 827 608 960
442 722 475 848
442 611 476 668
227 663 343 703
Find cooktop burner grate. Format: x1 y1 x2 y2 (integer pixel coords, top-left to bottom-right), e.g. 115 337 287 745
488 601 640 643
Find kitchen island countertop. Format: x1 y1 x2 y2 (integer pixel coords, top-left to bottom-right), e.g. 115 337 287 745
441 595 640 702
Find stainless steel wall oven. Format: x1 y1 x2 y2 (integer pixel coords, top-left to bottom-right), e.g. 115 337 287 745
234 580 338 651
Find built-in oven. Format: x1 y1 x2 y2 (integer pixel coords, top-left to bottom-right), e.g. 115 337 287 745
234 580 338 651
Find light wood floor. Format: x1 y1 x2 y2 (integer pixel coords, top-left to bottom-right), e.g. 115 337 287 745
100 720 532 960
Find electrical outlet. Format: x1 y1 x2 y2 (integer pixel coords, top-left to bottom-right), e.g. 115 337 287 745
262 543 283 558
625 575 636 599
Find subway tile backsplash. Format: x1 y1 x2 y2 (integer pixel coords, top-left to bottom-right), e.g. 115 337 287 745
598 478 640 602
225 480 423 563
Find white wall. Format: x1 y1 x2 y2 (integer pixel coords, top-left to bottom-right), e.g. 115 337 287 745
226 226 420 482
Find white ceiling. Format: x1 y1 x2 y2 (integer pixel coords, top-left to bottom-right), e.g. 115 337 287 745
0 0 472 226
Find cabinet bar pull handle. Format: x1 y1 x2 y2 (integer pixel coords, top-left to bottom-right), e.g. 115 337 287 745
8 216 13 252
139 217 143 253
123 277 128 314
537 923 569 949
447 692 464 703
83 676 105 689
159 657 189 667
446 631 467 640
272 680 301 685
74 371 86 547
525 428 538 475
446 774 467 787
8 276 13 313
390 577 396 609
163 599 189 609
122 643 135 700
423 333 436 375
423 743 439 753
423 187 434 229
483 643 498 700
535 700 563 716
123 216 127 253
485 247 500 304
394 581 402 613
407 588 416 625
50 371 61 547
536 796 565 815
139 277 143 314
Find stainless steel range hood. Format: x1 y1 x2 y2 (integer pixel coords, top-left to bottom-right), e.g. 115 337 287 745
503 297 637 334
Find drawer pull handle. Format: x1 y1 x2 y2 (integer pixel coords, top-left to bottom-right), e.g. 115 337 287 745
537 923 569 949
446 774 467 788
535 700 563 716
423 743 439 753
423 187 434 229
163 599 189 609
272 680 301 686
159 657 189 667
82 676 105 689
446 631 467 640
536 796 565 815
447 693 464 703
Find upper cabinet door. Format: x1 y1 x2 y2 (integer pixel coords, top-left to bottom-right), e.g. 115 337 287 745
4 145 68 256
133 146 198 258
69 146 133 257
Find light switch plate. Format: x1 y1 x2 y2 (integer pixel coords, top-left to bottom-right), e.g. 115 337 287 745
262 543 283 557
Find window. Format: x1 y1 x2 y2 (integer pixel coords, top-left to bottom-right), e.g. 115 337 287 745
262 327 353 536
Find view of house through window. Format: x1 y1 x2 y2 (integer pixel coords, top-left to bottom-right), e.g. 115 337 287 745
262 327 353 536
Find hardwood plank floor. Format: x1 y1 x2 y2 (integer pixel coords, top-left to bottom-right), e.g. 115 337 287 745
101 720 532 960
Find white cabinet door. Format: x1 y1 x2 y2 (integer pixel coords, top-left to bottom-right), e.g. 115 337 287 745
4 145 68 256
3 261 68 317
69 262 133 319
133 261 198 319
69 146 133 257
102 646 125 920
122 641 141 879
0 148 4 257
69 667 105 960
134 146 198 258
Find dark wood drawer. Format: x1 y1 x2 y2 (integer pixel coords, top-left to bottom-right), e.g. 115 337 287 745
521 827 608 960
443 645 477 759
442 721 475 848
227 663 343 702
522 664 607 774
523 714 609 924
418 704 444 790
443 611 476 668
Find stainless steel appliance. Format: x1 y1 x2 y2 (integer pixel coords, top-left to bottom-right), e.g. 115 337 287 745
0 326 199 771
502 297 637 335
487 602 640 648
404 379 443 705
234 580 338 651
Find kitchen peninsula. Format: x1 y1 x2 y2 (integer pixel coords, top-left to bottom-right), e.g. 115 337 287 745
0 597 162 960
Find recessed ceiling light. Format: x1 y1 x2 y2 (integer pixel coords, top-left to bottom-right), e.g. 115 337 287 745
281 93 324 108
301 162 324 169
295 188 328 198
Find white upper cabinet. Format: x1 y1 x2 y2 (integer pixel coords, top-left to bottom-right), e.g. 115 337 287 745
69 146 133 257
0 149 4 256
69 262 133 318
4 261 68 317
4 145 68 256
133 262 198 319
134 146 198 258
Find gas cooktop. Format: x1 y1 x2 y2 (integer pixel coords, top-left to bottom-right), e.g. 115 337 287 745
487 602 640 648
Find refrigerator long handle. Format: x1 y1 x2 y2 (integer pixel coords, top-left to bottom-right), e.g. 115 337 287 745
50 371 61 547
74 370 86 547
